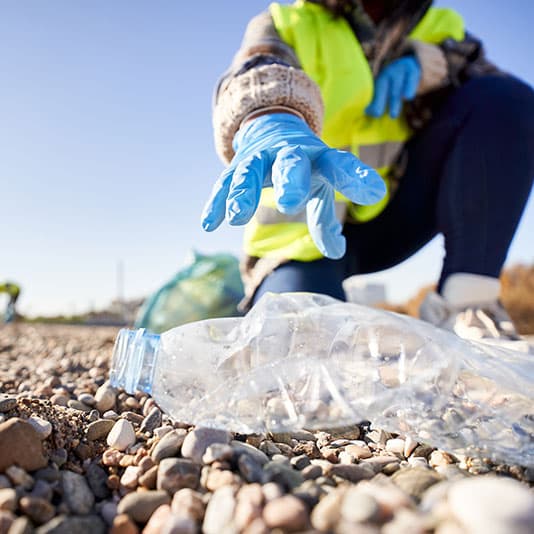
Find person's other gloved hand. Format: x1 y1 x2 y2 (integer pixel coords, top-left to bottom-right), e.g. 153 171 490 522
201 113 386 259
366 56 421 119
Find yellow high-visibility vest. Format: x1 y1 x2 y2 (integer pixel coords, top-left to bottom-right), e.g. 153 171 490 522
244 0 464 261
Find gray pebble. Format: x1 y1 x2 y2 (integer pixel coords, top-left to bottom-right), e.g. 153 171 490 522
231 440 269 465
157 458 201 495
0 397 17 412
67 400 92 412
140 407 162 434
35 514 105 534
116 490 170 523
151 429 187 463
86 419 115 441
86 462 110 500
61 471 94 515
181 427 232 464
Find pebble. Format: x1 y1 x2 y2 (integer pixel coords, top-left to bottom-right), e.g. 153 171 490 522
110 513 138 534
0 396 17 412
404 436 419 457
103 410 120 421
67 399 92 412
50 394 68 407
345 444 373 459
7 516 33 534
429 450 454 468
151 429 187 462
116 490 170 523
0 418 48 472
263 461 304 490
202 485 236 534
154 425 174 439
86 462 110 500
140 407 162 435
391 467 443 501
143 504 172 534
157 458 201 494
408 456 430 468
107 419 136 451
138 465 158 489
341 488 380 523
78 393 96 406
302 464 322 480
0 511 15 533
327 463 375 483
181 427 232 463
290 454 311 470
19 496 55 524
86 419 115 441
448 476 534 534
312 489 346 531
95 382 117 412
171 488 206 521
202 443 234 464
0 488 17 512
263 495 309 531
232 440 270 465
238 453 264 483
61 471 94 515
385 438 406 455
120 466 140 489
35 514 106 534
6 466 34 489
161 516 197 534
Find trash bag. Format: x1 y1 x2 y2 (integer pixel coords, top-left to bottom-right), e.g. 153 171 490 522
134 251 244 333
115 292 534 467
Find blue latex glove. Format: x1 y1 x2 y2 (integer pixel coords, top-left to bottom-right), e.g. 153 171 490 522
201 113 386 259
366 56 421 119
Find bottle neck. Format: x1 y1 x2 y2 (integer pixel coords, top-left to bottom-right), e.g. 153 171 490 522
110 328 161 394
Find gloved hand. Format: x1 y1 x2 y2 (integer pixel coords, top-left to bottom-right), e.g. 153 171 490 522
201 113 386 259
366 56 421 119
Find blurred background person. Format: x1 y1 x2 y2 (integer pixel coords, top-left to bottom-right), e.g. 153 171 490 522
202 0 534 347
0 281 21 323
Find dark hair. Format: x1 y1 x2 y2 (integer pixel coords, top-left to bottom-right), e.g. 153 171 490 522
312 0 359 16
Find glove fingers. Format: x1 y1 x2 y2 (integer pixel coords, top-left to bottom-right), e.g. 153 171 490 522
272 145 312 214
366 75 389 118
306 182 346 259
226 151 269 226
316 149 387 206
201 166 235 231
388 72 404 118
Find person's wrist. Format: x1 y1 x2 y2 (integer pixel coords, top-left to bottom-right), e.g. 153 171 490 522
241 106 304 127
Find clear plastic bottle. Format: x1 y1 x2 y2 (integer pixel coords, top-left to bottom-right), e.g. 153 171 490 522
109 292 534 467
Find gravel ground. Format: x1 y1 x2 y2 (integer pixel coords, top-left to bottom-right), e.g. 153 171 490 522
0 323 533 534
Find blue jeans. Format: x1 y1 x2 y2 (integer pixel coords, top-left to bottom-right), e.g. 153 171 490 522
254 76 534 304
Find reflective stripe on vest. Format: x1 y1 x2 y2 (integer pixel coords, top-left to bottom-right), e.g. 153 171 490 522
255 200 347 225
244 1 465 261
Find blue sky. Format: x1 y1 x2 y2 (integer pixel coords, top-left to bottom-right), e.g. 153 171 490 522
2 0 533 316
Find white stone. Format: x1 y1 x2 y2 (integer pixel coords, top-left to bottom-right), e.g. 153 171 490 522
106 419 135 451
448 476 534 534
385 438 405 455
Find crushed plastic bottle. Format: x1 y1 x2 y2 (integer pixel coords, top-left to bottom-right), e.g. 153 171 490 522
109 292 534 467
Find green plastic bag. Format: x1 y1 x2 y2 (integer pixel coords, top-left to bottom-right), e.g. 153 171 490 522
135 251 244 333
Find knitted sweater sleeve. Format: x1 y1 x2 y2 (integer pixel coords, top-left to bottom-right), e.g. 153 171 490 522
212 11 324 164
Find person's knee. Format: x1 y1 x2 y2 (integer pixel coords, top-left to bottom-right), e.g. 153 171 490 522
464 75 534 132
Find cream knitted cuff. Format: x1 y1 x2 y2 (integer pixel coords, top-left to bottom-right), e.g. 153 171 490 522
410 40 449 94
213 64 324 164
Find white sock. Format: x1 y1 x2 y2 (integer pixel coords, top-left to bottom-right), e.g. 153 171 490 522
441 273 501 308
